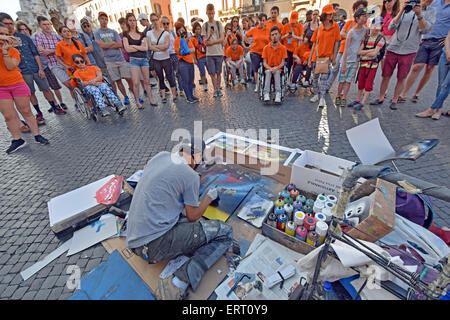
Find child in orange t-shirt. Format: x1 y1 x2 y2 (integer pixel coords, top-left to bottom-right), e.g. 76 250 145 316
290 39 312 89
226 39 246 85
262 26 287 104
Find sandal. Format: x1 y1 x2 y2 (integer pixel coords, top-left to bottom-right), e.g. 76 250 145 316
370 99 384 105
442 111 450 117
432 112 441 120
411 95 419 103
397 96 407 103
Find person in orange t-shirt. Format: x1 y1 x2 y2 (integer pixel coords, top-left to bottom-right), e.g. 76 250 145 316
226 38 245 85
290 39 313 89
0 26 49 154
70 54 125 116
223 23 237 58
262 26 287 104
307 4 341 108
266 6 284 35
244 13 270 92
281 11 304 73
325 0 368 90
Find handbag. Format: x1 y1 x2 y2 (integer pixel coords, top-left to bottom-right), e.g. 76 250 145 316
314 25 330 75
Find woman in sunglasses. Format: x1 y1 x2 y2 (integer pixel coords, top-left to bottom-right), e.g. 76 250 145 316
381 0 400 44
71 54 126 117
0 23 49 154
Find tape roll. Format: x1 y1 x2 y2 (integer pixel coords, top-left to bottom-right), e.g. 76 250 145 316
313 201 325 214
315 221 328 244
304 216 316 231
327 194 338 204
285 221 296 236
315 213 327 223
294 211 305 227
295 226 307 241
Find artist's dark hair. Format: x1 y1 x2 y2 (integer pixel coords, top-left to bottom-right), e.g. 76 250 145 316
353 0 368 12
270 26 280 34
125 12 140 33
270 6 279 13
258 13 267 21
71 53 84 61
37 16 49 24
0 12 13 23
381 0 399 17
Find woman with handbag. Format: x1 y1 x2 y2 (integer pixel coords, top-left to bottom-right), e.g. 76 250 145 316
123 13 157 108
241 17 253 82
307 4 341 108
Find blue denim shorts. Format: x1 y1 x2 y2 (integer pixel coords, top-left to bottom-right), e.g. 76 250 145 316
197 56 207 77
129 57 149 68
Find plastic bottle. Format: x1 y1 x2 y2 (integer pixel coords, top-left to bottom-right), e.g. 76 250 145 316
323 281 339 300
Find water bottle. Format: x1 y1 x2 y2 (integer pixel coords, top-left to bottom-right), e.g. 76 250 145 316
323 281 339 300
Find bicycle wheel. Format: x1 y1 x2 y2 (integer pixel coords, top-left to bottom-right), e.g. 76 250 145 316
73 87 92 120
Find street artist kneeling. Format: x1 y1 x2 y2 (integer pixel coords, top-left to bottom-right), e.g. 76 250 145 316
126 138 233 300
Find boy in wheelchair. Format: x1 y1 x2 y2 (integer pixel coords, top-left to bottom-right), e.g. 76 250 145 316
261 26 287 104
290 38 312 91
70 54 126 117
225 38 246 86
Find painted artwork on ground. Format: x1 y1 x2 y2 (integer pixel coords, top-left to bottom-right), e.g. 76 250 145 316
244 145 292 164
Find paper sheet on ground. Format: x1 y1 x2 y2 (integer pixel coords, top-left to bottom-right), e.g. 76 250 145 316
346 118 395 165
67 214 118 256
20 238 72 281
159 255 190 279
237 193 274 228
214 234 306 300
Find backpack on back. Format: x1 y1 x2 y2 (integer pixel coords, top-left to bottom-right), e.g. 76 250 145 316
362 34 386 63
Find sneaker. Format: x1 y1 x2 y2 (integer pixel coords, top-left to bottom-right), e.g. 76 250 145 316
203 84 208 91
389 102 398 110
264 93 270 102
162 97 167 104
347 100 359 108
217 90 223 97
102 109 111 117
335 96 341 105
53 105 66 115
117 103 126 113
6 139 26 154
36 113 44 122
34 135 49 145
340 98 346 108
123 97 130 105
254 86 258 93
354 102 364 110
192 96 199 102
240 78 246 85
275 92 281 104
150 83 157 88
289 84 296 91
233 79 239 86
213 91 218 98
156 275 187 300
60 103 67 110
318 97 326 108
310 95 319 103
187 98 199 104
47 107 53 113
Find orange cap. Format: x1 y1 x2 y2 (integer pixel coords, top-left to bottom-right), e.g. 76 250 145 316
321 4 336 15
290 11 299 23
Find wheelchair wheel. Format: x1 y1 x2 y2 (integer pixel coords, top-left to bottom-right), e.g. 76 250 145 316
258 67 265 101
73 87 92 120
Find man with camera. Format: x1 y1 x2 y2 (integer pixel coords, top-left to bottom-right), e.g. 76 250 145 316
372 0 436 110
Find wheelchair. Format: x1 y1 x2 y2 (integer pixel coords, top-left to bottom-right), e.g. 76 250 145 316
223 60 248 88
287 63 313 95
257 65 288 105
72 75 125 122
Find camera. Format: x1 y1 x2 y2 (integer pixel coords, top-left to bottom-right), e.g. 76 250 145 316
180 30 187 38
404 0 418 13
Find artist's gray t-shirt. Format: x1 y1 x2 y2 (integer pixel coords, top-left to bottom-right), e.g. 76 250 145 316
126 152 200 248
93 28 125 62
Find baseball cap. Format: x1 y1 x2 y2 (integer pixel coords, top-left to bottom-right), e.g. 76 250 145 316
138 13 149 21
80 17 90 25
354 7 369 18
290 11 299 23
321 4 336 15
371 16 384 29
98 11 108 19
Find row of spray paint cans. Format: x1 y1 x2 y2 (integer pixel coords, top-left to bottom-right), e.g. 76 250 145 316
266 183 337 247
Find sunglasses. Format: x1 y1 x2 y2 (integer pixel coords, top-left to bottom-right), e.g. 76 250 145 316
162 22 170 25
74 60 85 64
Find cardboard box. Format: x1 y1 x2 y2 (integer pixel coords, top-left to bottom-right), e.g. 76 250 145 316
347 179 396 242
290 150 360 196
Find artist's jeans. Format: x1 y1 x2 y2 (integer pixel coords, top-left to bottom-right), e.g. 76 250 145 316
178 60 195 100
312 62 331 99
325 52 343 90
84 83 120 111
264 69 281 94
134 219 233 291
227 61 244 80
430 52 450 110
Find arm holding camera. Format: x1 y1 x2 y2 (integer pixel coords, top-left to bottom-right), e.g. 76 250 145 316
2 40 20 70
389 1 408 30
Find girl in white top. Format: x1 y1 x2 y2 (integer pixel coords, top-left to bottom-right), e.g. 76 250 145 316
148 15 177 103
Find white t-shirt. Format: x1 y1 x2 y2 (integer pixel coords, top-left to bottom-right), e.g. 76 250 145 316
147 29 170 61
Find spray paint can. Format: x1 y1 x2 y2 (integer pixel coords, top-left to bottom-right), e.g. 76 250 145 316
304 216 316 231
267 213 278 228
280 190 291 200
275 198 285 208
290 188 300 199
284 203 294 220
315 221 328 244
313 200 325 214
324 201 335 210
303 205 313 214
297 195 307 204
306 198 315 208
294 211 305 227
321 207 333 223
285 221 296 236
287 183 296 191
315 212 327 224
306 231 319 247
315 194 327 204
327 194 338 204
295 226 308 241
274 206 285 216
277 213 287 231
284 196 294 205
293 200 303 212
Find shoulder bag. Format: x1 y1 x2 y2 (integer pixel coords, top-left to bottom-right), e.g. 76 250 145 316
314 25 329 74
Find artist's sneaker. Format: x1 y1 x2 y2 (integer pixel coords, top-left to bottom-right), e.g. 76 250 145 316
157 276 187 300
34 135 49 145
6 139 26 154
310 95 319 103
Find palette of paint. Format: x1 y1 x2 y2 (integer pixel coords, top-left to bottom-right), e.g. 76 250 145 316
266 183 338 247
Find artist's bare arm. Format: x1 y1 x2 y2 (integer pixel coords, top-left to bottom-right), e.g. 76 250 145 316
185 197 213 222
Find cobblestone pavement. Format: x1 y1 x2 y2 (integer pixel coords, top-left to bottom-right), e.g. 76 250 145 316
0 69 449 300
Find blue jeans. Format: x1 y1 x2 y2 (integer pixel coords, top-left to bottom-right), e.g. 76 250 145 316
178 60 194 100
430 51 450 110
